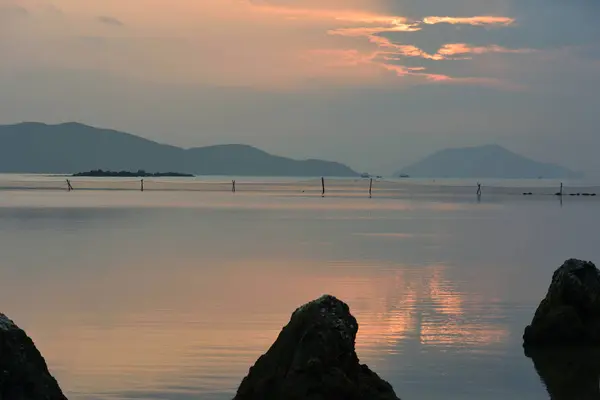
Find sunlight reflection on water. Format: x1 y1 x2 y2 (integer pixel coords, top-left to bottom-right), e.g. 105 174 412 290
0 187 599 399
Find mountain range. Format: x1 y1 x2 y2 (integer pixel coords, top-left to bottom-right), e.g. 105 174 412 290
396 144 582 179
0 123 583 179
0 122 358 177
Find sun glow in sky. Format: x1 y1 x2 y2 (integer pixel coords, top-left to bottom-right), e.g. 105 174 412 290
1 0 599 174
0 0 531 87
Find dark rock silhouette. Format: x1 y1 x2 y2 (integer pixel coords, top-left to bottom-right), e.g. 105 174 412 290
525 346 600 400
0 313 67 399
234 295 401 400
524 259 600 346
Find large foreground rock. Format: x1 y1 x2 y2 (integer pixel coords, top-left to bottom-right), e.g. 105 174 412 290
525 346 600 400
234 295 401 400
524 259 600 346
0 313 67 399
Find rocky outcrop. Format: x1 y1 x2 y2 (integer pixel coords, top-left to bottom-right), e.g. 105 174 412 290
234 295 401 400
0 313 67 399
524 259 600 346
525 346 600 400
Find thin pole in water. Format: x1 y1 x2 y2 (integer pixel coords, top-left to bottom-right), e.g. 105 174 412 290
369 178 373 198
321 177 325 197
232 180 236 193
555 182 563 197
141 179 144 192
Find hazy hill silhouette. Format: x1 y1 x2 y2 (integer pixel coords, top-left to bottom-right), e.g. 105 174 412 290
0 122 358 177
397 144 582 179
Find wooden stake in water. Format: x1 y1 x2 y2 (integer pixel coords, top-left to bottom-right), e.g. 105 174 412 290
321 177 325 197
555 182 563 197
232 180 236 193
369 178 373 198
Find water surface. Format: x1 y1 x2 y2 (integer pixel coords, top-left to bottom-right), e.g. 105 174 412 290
0 183 598 399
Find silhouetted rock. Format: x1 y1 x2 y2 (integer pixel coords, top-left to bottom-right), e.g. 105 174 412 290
0 313 67 399
525 346 600 400
524 259 600 346
234 295 401 400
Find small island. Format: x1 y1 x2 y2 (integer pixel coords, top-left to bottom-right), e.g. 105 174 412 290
73 169 194 177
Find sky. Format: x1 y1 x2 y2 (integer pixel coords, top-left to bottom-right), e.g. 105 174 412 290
0 0 599 175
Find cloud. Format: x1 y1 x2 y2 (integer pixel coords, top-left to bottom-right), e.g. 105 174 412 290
422 16 514 26
323 10 531 86
96 15 124 27
0 0 568 90
1 0 599 180
437 43 535 58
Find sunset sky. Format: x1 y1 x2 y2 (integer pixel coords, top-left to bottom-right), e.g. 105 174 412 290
1 0 599 174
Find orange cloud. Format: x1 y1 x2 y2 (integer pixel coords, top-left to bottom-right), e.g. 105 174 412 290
318 22 530 88
2 0 529 90
328 24 420 37
367 36 444 60
422 16 515 26
367 39 535 62
380 63 501 86
438 43 536 57
295 8 526 87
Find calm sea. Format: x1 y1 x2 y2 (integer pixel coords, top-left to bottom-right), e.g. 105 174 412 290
0 175 599 399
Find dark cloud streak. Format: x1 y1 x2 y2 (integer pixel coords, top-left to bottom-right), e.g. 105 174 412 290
97 15 124 27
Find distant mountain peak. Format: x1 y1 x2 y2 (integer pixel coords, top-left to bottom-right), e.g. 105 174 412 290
396 144 581 179
56 122 90 128
12 121 81 127
198 143 268 153
10 121 106 132
442 144 506 153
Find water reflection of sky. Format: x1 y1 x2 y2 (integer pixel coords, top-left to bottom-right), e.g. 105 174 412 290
0 191 599 399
